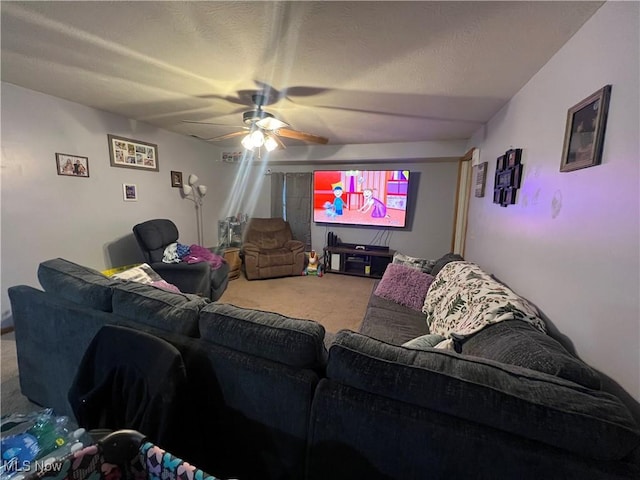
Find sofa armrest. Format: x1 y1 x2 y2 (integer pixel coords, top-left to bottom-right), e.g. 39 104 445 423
150 261 211 297
242 243 261 255
285 240 305 254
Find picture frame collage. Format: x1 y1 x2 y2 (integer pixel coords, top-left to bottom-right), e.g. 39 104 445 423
108 134 159 171
493 148 523 207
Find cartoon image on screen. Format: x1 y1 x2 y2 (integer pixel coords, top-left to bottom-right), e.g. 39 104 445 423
313 170 409 227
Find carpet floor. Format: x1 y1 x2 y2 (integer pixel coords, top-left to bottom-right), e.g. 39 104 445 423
1 272 376 415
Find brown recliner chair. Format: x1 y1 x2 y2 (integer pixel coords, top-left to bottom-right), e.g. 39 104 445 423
242 217 305 280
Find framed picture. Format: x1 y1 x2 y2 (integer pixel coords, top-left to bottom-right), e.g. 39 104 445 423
494 148 524 207
560 85 611 172
108 134 159 171
504 188 517 205
123 183 138 202
497 169 514 188
55 153 89 177
171 171 183 188
506 148 522 167
513 164 523 189
474 162 487 198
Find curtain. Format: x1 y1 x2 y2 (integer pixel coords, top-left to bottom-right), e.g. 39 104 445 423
284 172 312 250
270 172 285 218
269 171 312 250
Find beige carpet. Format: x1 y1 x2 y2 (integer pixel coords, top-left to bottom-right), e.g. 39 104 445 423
219 272 376 333
1 272 375 415
2 331 41 414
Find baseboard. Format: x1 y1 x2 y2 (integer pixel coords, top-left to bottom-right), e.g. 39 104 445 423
1 326 15 335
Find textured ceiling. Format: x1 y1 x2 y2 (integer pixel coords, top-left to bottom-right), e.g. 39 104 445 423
1 1 603 147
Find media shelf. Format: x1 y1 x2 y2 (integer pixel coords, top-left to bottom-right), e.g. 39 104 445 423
323 245 395 279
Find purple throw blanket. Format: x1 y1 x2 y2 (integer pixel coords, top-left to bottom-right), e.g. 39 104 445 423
182 244 225 269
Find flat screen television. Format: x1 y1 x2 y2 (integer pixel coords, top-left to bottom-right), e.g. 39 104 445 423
313 169 410 228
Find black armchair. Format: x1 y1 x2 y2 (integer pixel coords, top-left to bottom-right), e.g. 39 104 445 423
132 219 229 301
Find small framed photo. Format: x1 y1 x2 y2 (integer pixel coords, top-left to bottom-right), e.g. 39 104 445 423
171 171 183 188
56 153 89 177
513 164 523 189
506 148 522 167
496 155 506 171
108 134 159 171
497 169 514 188
123 183 138 202
504 188 517 205
560 85 611 172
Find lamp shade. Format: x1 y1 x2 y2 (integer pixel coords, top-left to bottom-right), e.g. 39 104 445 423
241 134 254 150
182 184 193 196
250 130 265 147
197 185 207 196
188 174 199 185
264 135 278 152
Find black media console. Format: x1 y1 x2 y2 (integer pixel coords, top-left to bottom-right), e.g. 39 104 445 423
323 244 395 279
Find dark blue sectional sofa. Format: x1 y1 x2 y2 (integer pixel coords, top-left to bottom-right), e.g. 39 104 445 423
7 257 640 479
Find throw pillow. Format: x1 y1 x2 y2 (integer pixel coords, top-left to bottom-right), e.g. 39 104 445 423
111 263 162 283
374 263 435 311
402 334 446 350
392 252 435 274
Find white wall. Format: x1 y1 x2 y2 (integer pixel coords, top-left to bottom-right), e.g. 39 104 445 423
0 83 241 326
1 83 466 328
252 161 460 259
465 2 640 400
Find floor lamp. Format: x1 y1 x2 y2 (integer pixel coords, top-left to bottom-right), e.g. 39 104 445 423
182 174 207 246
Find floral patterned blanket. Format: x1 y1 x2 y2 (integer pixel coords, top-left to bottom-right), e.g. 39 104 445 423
422 261 546 350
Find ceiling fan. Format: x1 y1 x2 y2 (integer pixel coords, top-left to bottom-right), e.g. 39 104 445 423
183 93 329 151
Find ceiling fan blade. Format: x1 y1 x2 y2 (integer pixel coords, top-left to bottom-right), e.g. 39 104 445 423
203 131 248 142
182 120 247 128
256 116 289 130
275 128 329 145
271 134 287 150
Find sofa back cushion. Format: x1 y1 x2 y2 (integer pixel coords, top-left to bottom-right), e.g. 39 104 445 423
38 258 121 312
326 330 640 461
199 303 327 369
132 219 180 263
462 320 602 390
112 282 208 336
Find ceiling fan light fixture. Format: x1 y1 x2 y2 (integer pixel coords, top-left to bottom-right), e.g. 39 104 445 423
241 134 255 150
250 130 265 147
264 135 278 152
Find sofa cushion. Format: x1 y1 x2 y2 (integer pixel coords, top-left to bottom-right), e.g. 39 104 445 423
38 258 121 312
461 320 602 390
430 252 464 277
374 264 434 311
360 284 429 345
112 282 208 336
327 330 640 461
257 248 293 267
199 303 327 369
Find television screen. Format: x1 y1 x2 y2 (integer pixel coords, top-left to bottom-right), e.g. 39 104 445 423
313 169 410 228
